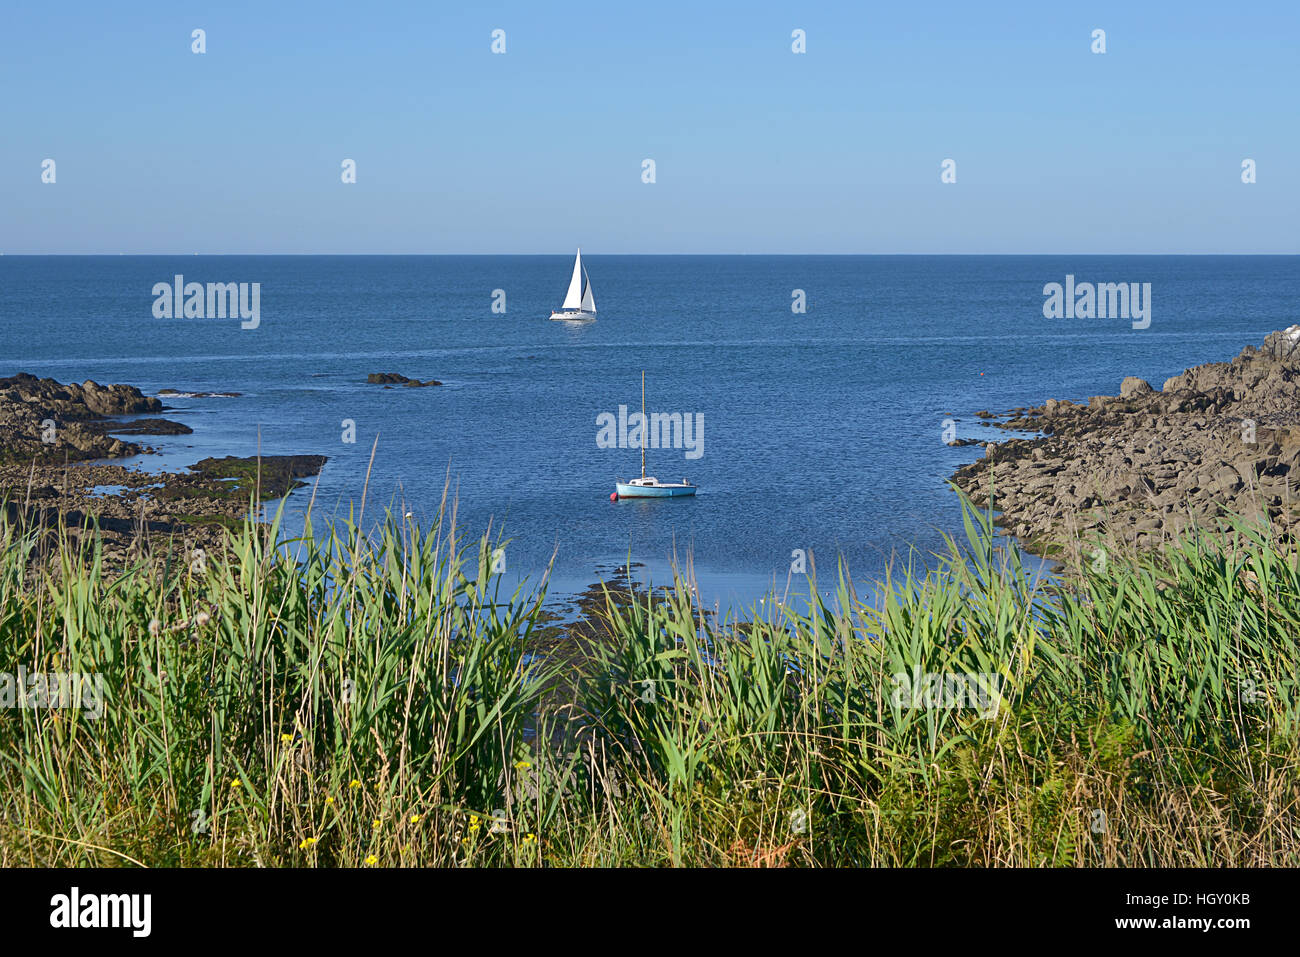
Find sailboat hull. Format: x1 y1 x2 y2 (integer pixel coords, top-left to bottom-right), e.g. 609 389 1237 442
615 482 696 498
550 310 596 321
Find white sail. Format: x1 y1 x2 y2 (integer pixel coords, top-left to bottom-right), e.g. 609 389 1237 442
580 267 596 313
561 248 584 310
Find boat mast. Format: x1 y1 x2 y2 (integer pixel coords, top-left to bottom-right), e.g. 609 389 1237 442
641 370 646 479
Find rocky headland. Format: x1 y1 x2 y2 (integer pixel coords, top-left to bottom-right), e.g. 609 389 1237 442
1 373 325 567
952 327 1300 560
0 372 190 464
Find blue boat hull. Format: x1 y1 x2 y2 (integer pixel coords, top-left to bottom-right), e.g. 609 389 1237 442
615 482 696 498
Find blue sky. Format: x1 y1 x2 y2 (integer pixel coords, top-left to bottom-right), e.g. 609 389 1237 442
1 0 1297 253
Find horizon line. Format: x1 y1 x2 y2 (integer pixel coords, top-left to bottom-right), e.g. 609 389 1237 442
2 252 1298 258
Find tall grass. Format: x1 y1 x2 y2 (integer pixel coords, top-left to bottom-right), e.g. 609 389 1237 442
1 492 1297 867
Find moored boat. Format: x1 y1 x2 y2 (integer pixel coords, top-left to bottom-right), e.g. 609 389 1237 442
612 372 696 499
615 476 696 498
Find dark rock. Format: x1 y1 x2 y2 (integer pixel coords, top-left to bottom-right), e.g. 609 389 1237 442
88 418 193 436
367 372 442 387
0 373 169 464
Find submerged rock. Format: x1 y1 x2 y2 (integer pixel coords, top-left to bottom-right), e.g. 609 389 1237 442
367 372 442 387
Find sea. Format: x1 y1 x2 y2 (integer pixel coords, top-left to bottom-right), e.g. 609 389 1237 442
2 255 1297 614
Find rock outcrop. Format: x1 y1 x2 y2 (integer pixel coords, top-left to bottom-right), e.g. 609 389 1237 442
1 374 326 571
951 327 1300 557
366 372 442 387
0 373 182 463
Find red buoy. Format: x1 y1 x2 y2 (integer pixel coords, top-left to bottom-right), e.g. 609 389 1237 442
610 492 618 501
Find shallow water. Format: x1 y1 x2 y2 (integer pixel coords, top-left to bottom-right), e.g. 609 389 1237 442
3 254 1296 611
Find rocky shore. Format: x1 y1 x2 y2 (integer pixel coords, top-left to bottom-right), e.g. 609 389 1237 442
0 372 191 463
951 327 1300 560
1 373 325 567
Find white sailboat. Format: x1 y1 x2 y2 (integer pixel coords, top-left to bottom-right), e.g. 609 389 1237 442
550 248 597 321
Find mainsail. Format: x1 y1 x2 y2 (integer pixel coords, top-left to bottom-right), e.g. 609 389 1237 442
561 248 584 310
580 267 596 313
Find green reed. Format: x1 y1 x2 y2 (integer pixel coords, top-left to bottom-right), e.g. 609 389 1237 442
1 491 1297 867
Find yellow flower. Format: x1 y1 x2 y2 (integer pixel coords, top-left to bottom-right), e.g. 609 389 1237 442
280 733 293 744
460 836 471 846
469 813 480 825
364 854 378 865
409 814 421 824
372 818 382 828
230 778 242 788
325 796 335 806
514 760 531 770
523 833 536 844
299 837 317 849
348 779 362 790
